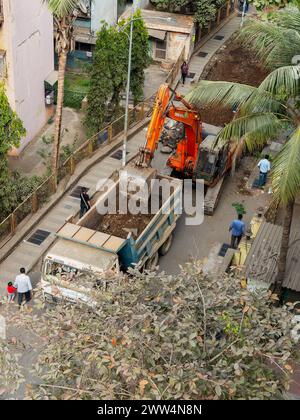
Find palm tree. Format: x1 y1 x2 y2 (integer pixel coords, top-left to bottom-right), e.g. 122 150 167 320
185 65 300 296
238 2 300 70
44 0 87 189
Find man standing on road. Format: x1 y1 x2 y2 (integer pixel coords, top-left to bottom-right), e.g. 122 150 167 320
14 268 33 307
80 187 91 218
257 154 271 187
229 214 245 249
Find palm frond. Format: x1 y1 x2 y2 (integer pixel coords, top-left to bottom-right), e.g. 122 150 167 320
272 126 300 204
217 113 287 147
259 66 300 98
44 0 84 17
275 5 300 31
185 81 283 114
238 18 300 69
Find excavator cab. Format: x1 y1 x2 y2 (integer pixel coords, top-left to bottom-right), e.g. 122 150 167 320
195 135 229 185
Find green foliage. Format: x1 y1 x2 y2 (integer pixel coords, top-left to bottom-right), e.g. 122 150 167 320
37 134 78 174
85 23 125 131
232 202 246 215
86 11 149 132
195 0 218 28
44 0 84 18
0 83 26 156
4 261 298 399
186 65 300 204
120 11 151 104
0 159 42 219
249 0 292 12
0 83 37 221
238 4 300 69
151 0 227 27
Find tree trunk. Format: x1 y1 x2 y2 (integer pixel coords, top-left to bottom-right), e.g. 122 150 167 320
273 198 295 297
51 51 67 190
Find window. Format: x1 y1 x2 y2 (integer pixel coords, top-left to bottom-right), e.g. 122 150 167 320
155 38 167 60
75 42 94 52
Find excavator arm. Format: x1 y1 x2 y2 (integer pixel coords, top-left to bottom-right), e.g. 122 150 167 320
136 83 197 168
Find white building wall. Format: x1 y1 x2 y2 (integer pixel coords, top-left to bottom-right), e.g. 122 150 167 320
0 0 54 154
139 0 150 8
91 0 118 32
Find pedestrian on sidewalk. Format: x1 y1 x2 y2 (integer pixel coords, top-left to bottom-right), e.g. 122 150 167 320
6 282 17 303
229 214 245 249
181 61 189 85
257 154 271 187
80 187 91 218
14 268 33 307
239 0 249 13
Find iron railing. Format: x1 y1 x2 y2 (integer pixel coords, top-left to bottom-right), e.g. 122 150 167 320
0 3 237 247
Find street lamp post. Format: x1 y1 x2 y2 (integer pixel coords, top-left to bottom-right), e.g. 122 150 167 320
121 4 172 168
240 0 248 27
122 5 135 168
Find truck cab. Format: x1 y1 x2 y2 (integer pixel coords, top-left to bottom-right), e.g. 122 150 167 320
42 238 119 307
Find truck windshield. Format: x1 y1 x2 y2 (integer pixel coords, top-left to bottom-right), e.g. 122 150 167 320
43 259 116 289
44 260 80 282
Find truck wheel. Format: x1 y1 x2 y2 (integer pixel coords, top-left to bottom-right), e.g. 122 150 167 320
159 234 173 256
145 252 159 270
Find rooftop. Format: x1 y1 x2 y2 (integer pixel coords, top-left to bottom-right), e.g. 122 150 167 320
119 9 195 34
245 221 300 292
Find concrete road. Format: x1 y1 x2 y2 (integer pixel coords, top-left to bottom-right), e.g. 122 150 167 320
152 142 271 275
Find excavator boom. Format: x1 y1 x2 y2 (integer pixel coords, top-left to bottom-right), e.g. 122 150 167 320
136 83 201 169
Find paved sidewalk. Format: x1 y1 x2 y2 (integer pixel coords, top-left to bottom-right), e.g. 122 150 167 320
0 129 147 295
0 11 245 295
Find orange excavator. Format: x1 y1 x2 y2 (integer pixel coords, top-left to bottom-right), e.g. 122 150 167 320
136 83 240 213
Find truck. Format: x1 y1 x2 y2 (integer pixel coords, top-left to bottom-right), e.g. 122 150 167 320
41 173 182 307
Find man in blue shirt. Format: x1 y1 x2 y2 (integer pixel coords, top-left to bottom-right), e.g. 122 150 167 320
257 154 271 187
229 214 245 249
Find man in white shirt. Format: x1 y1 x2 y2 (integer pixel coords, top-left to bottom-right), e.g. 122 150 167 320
257 154 271 187
14 267 33 306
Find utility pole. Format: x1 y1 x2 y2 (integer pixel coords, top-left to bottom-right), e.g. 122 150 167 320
122 0 139 168
240 0 248 27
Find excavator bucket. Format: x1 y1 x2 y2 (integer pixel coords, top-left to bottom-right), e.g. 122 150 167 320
119 162 157 205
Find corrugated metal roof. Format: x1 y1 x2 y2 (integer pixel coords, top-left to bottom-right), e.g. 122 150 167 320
119 9 194 34
245 222 300 292
285 232 300 291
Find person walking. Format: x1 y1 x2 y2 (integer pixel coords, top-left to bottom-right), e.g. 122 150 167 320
14 268 33 307
6 282 17 303
80 187 91 218
229 214 245 249
181 61 189 85
257 154 271 187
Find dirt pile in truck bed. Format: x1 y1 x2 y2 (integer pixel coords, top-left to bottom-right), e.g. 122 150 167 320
93 212 154 240
199 40 269 126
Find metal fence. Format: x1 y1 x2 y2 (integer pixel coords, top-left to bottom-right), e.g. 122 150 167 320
196 0 237 44
0 98 154 246
0 3 237 246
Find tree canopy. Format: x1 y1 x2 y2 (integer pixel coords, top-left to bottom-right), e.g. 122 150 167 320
150 0 227 27
0 83 26 157
86 10 150 132
1 262 298 399
238 2 300 69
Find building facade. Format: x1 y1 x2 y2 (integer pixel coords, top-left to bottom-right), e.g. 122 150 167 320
0 0 55 155
120 9 195 63
71 0 150 67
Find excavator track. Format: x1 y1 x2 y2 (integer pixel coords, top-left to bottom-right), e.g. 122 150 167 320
204 177 225 215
